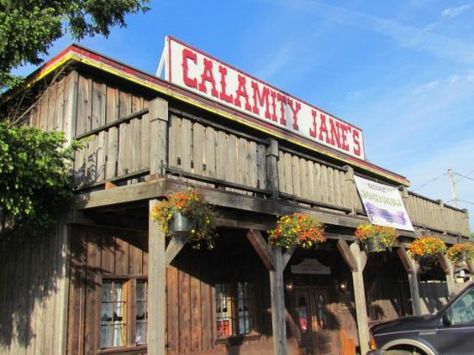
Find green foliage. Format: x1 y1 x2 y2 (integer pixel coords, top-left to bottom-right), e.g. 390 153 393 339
0 122 78 237
0 0 150 90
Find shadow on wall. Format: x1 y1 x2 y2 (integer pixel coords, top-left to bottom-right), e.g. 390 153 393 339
0 194 100 350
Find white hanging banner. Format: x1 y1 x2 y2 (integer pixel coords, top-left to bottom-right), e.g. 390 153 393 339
354 176 414 231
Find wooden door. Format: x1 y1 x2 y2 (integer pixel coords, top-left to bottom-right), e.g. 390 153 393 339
293 287 341 355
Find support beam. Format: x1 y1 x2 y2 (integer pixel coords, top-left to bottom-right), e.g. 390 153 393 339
282 246 296 270
266 139 279 199
398 248 422 316
246 229 275 271
269 247 287 355
149 97 169 176
337 240 358 272
349 242 370 355
440 255 456 299
165 236 187 266
148 199 166 355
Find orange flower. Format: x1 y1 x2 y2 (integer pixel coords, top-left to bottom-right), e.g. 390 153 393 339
269 213 325 249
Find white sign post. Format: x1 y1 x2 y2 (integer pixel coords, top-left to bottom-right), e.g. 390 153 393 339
354 176 414 231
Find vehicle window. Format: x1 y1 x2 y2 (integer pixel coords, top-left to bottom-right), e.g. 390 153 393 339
446 288 474 325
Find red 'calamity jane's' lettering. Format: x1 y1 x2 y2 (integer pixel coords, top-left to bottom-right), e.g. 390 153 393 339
182 48 198 88
179 46 362 158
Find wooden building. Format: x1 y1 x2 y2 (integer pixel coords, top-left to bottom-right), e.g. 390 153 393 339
0 42 471 355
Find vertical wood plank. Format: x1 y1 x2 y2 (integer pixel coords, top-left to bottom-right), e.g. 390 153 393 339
248 141 258 188
114 235 129 275
270 247 287 355
205 126 216 178
179 268 191 353
84 236 100 354
149 98 169 175
215 131 227 181
140 112 151 170
180 119 192 173
266 140 279 198
105 87 119 179
54 77 65 131
257 144 266 190
193 123 205 176
91 81 106 130
63 71 79 141
190 267 202 351
200 281 212 351
166 266 179 353
148 200 166 355
227 134 238 184
349 243 370 355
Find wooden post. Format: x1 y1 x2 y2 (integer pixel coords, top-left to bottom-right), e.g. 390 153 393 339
148 199 166 355
348 242 370 355
397 248 422 316
440 255 456 299
266 138 279 198
344 166 357 215
149 98 169 176
270 246 287 355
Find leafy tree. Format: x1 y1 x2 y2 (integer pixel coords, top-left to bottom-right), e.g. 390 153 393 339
0 123 79 239
0 0 150 90
0 0 151 239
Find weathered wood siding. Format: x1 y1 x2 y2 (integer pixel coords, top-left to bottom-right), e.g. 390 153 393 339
0 220 69 355
278 149 362 212
67 226 148 355
27 69 471 237
168 114 267 192
406 192 470 236
166 237 276 355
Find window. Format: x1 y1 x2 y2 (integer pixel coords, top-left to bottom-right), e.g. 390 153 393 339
100 278 148 349
446 288 474 325
216 282 254 338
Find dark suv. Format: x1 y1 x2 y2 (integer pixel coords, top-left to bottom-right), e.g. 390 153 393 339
368 283 474 354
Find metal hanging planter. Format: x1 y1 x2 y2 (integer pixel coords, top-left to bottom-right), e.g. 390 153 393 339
365 237 385 253
168 212 192 236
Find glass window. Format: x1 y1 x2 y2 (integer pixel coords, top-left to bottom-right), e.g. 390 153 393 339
100 278 148 349
216 282 254 338
446 288 474 325
135 280 148 345
101 280 127 348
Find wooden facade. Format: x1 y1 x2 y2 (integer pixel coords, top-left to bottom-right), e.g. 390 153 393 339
0 44 471 355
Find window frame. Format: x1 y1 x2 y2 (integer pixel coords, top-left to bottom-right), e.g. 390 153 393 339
214 281 257 341
98 275 148 353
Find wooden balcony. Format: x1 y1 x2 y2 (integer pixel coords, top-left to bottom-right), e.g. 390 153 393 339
64 86 469 238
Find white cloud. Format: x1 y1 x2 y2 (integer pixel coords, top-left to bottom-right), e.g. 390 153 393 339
412 80 440 95
442 4 472 18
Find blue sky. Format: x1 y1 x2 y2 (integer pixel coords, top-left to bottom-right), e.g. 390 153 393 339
17 0 474 230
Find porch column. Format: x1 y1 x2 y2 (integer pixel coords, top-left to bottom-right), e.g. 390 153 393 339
440 255 456 299
398 248 422 315
148 199 166 355
337 240 370 355
247 230 294 355
149 97 169 176
270 247 287 355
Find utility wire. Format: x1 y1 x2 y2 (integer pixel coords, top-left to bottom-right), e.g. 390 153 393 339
455 171 474 182
412 172 447 191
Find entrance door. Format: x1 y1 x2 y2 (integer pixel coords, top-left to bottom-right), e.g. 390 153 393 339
293 286 340 355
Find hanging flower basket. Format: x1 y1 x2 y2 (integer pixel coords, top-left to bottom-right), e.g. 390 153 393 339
269 213 325 249
151 189 217 249
447 243 474 266
353 224 399 253
408 236 446 269
168 212 192 236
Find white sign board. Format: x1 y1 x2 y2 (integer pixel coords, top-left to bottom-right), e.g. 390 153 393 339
354 176 414 231
161 36 365 160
